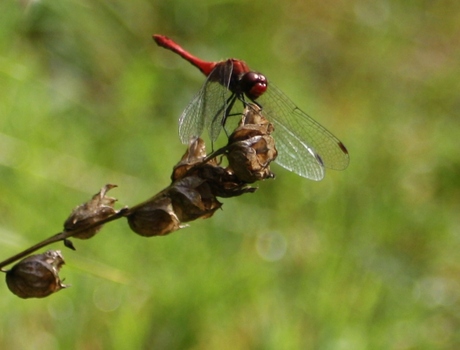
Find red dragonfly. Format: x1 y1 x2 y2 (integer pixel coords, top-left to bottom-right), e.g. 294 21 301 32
153 34 349 180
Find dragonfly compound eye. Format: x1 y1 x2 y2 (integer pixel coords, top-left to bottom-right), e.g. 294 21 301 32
240 72 268 100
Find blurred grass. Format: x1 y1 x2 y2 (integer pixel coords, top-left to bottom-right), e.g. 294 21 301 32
1 0 459 349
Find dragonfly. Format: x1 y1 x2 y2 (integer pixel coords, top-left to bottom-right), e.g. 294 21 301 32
153 34 349 181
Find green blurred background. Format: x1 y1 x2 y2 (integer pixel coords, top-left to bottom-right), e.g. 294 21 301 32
1 0 459 349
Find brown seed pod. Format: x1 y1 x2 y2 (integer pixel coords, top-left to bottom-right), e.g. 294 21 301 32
127 136 261 237
174 138 259 197
64 184 118 239
226 104 278 183
5 250 68 299
127 191 183 236
227 134 277 183
169 176 222 222
172 137 210 181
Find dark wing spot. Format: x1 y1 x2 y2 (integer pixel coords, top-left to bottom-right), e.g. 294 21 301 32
338 141 348 155
316 154 324 167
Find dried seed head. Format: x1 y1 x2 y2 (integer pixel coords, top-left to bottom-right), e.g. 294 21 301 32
173 138 257 198
127 192 183 236
188 162 257 198
227 135 277 183
127 176 222 237
169 176 222 222
64 184 118 239
172 137 211 181
5 250 68 299
127 135 261 238
227 104 278 183
229 104 275 141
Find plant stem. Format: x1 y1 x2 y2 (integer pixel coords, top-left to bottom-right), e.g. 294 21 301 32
0 208 129 271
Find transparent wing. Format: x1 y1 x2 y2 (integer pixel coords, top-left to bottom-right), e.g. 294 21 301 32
257 83 349 179
271 121 326 180
179 61 234 144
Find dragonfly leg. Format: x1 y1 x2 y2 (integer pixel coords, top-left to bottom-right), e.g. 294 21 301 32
219 94 238 138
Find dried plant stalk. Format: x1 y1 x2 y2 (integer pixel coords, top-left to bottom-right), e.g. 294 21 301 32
0 104 277 298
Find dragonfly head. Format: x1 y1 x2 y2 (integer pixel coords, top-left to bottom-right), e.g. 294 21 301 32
239 72 268 100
